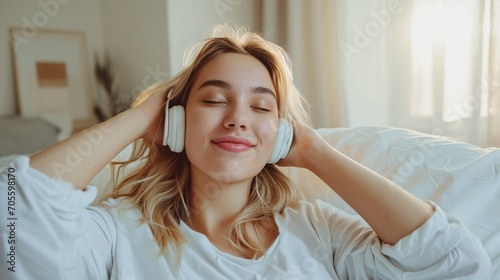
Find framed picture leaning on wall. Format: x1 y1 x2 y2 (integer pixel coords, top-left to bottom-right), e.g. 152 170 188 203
9 27 95 132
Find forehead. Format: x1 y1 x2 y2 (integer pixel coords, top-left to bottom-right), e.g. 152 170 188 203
192 53 275 92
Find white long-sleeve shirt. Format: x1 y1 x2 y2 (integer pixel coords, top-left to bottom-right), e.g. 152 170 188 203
0 157 491 279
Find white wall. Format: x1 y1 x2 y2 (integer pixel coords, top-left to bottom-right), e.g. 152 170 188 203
0 0 259 119
166 0 260 76
100 0 169 101
0 0 104 116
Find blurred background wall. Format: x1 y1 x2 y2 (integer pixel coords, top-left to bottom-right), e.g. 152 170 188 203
1 0 499 147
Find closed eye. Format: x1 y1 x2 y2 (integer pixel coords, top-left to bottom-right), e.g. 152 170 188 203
203 100 226 105
251 106 271 112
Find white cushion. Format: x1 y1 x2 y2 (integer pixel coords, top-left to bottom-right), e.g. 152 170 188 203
285 126 500 276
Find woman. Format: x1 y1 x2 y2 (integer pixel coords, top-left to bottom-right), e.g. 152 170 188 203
0 26 490 279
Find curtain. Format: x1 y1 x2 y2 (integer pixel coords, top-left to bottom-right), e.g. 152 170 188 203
258 0 347 128
385 0 500 147
259 0 500 147
488 0 500 147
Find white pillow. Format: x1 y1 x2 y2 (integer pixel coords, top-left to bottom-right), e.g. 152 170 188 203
285 126 500 277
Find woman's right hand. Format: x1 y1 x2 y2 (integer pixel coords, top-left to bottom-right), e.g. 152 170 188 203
129 85 170 145
29 84 171 189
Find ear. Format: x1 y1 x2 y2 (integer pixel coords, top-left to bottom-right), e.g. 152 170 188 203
167 106 185 153
162 89 185 153
268 119 293 163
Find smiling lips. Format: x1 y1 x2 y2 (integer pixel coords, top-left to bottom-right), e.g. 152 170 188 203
212 136 255 152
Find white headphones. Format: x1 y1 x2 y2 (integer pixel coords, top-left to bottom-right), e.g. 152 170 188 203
162 91 293 164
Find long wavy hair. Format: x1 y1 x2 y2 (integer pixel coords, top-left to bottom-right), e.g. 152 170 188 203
107 25 309 261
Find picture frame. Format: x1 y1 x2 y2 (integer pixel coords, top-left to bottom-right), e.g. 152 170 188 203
9 27 95 132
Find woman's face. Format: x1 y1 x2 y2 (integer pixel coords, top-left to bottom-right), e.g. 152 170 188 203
185 53 279 184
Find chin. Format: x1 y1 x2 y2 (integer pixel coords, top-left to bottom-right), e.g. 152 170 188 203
199 159 266 183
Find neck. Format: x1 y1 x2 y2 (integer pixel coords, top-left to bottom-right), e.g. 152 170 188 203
185 167 279 259
187 171 252 235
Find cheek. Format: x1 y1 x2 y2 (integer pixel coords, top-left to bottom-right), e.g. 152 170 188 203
184 110 205 155
255 118 279 148
185 108 217 137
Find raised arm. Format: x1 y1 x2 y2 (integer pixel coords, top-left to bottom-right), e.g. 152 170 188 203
30 86 168 190
280 123 434 245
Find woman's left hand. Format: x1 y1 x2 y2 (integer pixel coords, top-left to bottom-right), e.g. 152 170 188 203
276 122 326 169
278 122 435 246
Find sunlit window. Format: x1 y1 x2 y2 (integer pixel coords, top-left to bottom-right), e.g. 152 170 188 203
410 0 478 122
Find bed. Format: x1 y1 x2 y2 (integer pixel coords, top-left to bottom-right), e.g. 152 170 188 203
2 126 499 278
0 114 72 157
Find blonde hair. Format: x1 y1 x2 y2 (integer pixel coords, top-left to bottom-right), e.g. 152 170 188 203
107 25 309 262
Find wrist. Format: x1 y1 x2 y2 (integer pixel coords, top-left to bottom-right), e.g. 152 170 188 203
109 109 149 141
298 136 332 171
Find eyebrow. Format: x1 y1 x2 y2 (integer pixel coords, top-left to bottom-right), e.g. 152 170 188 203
198 79 276 98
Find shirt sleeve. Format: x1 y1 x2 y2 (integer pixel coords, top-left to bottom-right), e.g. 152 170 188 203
0 156 114 280
314 199 491 279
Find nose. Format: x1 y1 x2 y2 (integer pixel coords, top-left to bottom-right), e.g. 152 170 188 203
223 107 248 131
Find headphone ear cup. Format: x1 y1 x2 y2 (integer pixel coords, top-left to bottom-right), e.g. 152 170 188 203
167 105 185 153
268 119 293 164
